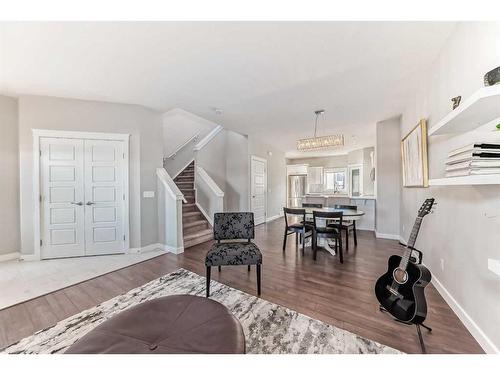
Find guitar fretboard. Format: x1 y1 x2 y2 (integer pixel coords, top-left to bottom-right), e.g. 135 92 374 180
390 216 423 291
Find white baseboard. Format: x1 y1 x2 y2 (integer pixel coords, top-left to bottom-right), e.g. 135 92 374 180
374 231 400 240
0 252 21 263
266 213 284 223
196 202 213 226
163 244 184 254
429 269 498 354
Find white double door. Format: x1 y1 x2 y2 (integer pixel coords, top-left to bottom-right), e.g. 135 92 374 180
40 137 126 259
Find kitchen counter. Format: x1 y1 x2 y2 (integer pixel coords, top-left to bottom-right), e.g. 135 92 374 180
303 194 376 231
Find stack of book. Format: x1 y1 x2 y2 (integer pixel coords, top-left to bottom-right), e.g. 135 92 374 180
446 143 500 177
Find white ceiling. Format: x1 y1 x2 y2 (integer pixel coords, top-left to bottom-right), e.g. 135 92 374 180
0 22 456 157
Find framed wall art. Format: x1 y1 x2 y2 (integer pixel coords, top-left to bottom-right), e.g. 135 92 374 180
401 119 429 187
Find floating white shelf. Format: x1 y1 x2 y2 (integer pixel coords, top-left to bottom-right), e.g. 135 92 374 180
429 174 500 186
428 85 500 136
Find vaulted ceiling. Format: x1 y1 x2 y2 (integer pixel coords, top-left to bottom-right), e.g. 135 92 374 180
0 22 456 157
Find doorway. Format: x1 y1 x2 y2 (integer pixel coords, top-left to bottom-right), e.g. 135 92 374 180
34 130 130 259
250 155 267 225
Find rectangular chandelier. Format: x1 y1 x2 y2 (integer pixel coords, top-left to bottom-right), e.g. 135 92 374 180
296 134 344 151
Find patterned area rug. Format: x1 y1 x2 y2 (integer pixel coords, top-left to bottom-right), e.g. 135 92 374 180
1 268 401 354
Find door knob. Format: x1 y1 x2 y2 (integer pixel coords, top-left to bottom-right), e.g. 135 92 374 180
86 201 95 206
70 201 83 206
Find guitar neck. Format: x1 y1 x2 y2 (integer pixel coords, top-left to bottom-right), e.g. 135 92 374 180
400 217 423 269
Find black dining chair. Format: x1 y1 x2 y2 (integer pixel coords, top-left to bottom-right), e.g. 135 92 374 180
283 207 313 253
331 204 358 250
301 203 323 225
312 210 343 263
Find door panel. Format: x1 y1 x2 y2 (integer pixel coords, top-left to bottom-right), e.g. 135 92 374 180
251 157 267 225
40 138 85 259
84 140 124 255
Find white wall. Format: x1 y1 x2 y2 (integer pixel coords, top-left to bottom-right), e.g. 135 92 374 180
0 95 20 256
376 116 401 238
400 22 500 353
249 137 287 219
18 95 163 253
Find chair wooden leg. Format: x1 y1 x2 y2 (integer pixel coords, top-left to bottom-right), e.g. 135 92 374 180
206 266 211 297
353 221 358 246
296 232 299 246
256 264 261 295
313 233 317 261
283 230 288 251
338 235 344 264
302 230 306 252
218 265 221 272
345 227 349 252
248 265 251 272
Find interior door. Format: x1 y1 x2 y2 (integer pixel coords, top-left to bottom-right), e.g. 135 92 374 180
84 140 125 255
251 156 267 225
40 138 85 259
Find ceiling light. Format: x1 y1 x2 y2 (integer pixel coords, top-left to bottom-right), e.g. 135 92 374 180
296 110 344 151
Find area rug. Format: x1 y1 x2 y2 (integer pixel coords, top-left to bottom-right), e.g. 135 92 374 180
1 268 401 354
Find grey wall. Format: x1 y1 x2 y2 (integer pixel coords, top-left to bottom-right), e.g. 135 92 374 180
400 22 500 352
18 95 163 253
226 131 249 212
0 95 20 255
195 130 227 198
163 110 218 178
376 116 401 237
249 137 286 219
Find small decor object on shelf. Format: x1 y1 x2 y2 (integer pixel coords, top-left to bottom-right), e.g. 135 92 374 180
496 123 500 131
484 66 500 86
451 95 461 109
401 119 429 187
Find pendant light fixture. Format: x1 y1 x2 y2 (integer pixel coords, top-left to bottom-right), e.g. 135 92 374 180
296 110 344 151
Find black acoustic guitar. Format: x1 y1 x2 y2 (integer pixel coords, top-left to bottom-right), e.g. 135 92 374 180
375 198 435 324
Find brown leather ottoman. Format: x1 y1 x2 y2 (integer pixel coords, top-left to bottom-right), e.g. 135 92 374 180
66 295 245 354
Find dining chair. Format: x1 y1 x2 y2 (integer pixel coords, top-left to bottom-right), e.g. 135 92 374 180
332 204 358 250
312 210 343 263
301 203 323 225
283 207 313 253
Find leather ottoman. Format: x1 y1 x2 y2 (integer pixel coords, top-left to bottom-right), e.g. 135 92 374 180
66 294 245 354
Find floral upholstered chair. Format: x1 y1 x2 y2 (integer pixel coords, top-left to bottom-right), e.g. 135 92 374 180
205 212 262 297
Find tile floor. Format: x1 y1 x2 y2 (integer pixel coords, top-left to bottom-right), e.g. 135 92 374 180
0 248 165 310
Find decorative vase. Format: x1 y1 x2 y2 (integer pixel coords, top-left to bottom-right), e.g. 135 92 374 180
484 66 500 86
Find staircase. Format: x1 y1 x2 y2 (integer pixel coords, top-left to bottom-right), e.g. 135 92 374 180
173 161 213 248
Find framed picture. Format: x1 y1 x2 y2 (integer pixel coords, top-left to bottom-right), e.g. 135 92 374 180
401 119 429 187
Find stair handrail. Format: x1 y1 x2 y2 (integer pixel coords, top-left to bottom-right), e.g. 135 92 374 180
157 168 187 204
193 125 223 151
194 166 224 226
196 166 224 197
165 132 200 161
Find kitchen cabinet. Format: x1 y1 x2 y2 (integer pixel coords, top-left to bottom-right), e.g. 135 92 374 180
307 166 324 193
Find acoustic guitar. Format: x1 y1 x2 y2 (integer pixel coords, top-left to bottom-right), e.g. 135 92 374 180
375 198 435 324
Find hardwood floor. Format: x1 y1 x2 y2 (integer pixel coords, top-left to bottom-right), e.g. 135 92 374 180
0 218 483 353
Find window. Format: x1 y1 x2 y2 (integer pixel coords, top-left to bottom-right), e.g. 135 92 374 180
324 168 347 193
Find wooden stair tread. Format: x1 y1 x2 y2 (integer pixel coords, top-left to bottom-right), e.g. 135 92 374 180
183 219 208 229
183 228 213 241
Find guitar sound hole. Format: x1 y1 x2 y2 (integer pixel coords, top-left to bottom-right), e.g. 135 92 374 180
393 268 408 284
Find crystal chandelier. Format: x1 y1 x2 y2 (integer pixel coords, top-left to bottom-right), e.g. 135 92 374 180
296 110 344 151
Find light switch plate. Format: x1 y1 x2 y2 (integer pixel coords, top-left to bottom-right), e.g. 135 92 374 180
143 191 155 198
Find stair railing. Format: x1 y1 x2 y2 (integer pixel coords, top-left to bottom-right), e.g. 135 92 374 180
156 168 186 254
194 166 224 226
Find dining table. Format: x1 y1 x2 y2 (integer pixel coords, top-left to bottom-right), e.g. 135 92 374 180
288 206 365 257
